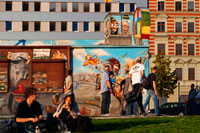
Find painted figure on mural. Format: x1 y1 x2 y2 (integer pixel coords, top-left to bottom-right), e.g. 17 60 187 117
111 17 119 35
121 15 131 35
7 52 31 87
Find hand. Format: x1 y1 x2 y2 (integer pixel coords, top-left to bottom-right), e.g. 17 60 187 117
155 91 158 96
31 117 39 123
72 115 77 119
110 89 113 94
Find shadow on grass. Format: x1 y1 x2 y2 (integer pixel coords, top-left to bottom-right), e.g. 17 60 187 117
93 119 172 132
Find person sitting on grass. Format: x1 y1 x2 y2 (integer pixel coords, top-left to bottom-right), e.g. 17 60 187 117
15 87 45 132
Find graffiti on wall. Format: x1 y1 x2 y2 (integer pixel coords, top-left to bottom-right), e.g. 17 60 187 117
73 47 149 116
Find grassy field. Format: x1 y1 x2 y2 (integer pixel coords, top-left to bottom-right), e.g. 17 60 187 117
92 116 200 133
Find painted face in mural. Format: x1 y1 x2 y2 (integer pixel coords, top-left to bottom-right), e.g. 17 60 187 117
106 58 121 75
111 21 119 35
121 21 130 34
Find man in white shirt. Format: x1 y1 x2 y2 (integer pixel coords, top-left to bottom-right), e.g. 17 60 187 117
129 57 146 116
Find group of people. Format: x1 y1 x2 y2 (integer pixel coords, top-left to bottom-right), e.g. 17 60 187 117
188 83 200 115
14 70 80 132
100 56 160 116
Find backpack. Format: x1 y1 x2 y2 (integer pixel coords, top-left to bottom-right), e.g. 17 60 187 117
143 74 151 90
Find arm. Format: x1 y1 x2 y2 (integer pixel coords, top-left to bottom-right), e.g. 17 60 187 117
107 80 112 89
141 70 146 79
153 81 158 95
16 117 38 123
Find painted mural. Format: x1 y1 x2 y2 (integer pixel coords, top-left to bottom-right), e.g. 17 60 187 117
73 47 149 116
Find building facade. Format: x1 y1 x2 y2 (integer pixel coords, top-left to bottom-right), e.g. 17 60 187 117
0 0 147 41
149 0 200 102
0 0 150 116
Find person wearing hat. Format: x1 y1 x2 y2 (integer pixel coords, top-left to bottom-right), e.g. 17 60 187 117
129 56 146 116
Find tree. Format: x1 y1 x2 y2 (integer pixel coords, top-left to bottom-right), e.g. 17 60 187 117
153 52 178 98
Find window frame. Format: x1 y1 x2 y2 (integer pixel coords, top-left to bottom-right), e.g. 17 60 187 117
188 44 195 56
84 2 90 12
50 22 56 32
188 2 194 11
50 2 56 12
176 68 182 80
158 2 164 11
119 3 124 12
34 2 41 12
157 44 165 55
23 2 29 11
61 22 67 32
188 22 194 32
157 22 165 32
6 21 12 31
176 44 182 55
6 1 12 11
72 2 78 12
95 22 101 32
175 22 182 32
175 1 182 11
34 21 40 31
23 21 29 31
84 22 89 32
188 68 195 80
72 22 78 32
61 2 67 12
95 3 100 12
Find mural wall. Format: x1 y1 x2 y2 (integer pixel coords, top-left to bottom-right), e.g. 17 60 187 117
73 47 149 116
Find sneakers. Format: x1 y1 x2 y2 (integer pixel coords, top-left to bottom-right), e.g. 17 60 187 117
140 113 147 117
101 114 110 116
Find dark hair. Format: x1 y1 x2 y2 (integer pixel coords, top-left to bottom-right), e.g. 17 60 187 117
109 71 114 76
68 70 72 75
152 66 157 70
105 65 110 68
24 87 37 99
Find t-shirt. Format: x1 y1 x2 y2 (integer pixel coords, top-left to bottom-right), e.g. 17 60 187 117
149 73 156 90
15 100 42 119
120 78 132 96
100 71 110 93
129 63 145 85
65 75 72 94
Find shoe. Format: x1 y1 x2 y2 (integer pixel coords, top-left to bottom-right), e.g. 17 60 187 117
101 114 110 116
140 113 147 117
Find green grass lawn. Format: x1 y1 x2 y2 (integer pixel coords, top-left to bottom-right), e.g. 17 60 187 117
92 116 200 133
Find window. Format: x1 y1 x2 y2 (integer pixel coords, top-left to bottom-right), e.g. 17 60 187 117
175 22 182 32
23 2 29 11
84 3 89 12
188 44 194 55
84 22 89 32
34 22 40 31
188 22 194 32
158 44 165 54
176 68 182 80
50 3 56 12
176 44 182 55
6 1 12 11
157 22 165 32
61 22 67 31
6 21 12 31
23 22 29 31
158 2 164 11
175 2 182 11
106 3 111 12
50 22 56 31
35 2 40 11
188 68 195 80
130 3 135 12
119 3 124 12
73 3 78 12
72 22 78 32
95 22 100 31
188 2 194 11
61 3 67 12
95 3 100 12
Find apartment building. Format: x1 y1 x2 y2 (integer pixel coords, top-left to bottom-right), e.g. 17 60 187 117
0 0 147 41
149 0 200 102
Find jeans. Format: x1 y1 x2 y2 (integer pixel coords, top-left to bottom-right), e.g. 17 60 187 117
143 89 159 115
126 101 138 115
101 91 111 114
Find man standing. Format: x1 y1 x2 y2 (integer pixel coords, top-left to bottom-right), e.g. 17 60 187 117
143 66 159 116
15 87 44 132
101 65 112 116
129 57 146 116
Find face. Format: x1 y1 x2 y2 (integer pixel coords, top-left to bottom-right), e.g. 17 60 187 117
30 92 38 101
122 21 130 34
113 64 120 75
111 21 119 33
104 66 110 72
110 74 114 78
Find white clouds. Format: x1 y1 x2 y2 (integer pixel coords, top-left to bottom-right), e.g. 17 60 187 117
90 49 109 56
26 41 47 46
94 40 105 45
73 49 87 62
57 40 75 45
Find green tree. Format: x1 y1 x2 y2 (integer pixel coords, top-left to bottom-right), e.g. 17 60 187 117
153 52 178 98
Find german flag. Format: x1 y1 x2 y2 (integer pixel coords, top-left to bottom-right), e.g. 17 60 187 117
104 0 113 3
